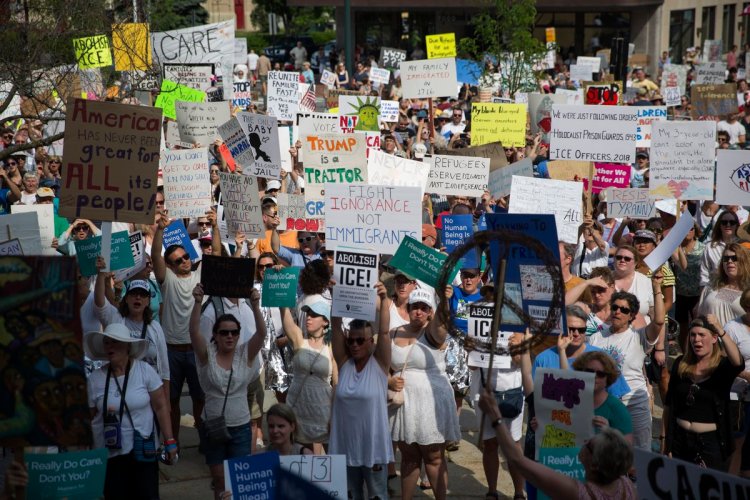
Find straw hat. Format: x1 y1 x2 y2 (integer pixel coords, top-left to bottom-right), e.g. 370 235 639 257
84 323 148 361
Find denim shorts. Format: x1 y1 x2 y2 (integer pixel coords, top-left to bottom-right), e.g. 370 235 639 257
202 424 251 466
167 349 205 401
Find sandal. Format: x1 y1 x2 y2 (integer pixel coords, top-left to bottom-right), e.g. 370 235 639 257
485 492 499 500
419 480 432 490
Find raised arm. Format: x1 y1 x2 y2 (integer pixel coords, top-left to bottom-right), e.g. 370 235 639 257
373 282 392 371
94 256 109 309
189 284 209 365
151 211 170 283
245 289 267 365
646 273 666 344
279 307 304 350
332 316 348 368
710 315 744 367
207 208 222 256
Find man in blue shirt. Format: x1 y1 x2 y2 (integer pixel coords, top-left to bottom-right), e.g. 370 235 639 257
0 164 22 214
271 228 322 268
448 267 484 333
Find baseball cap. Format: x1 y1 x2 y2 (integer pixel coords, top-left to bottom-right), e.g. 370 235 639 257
301 301 331 322
408 289 435 309
266 180 281 191
127 280 150 294
633 230 657 244
36 187 55 198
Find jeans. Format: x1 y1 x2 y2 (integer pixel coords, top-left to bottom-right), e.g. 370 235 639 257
347 464 388 500
202 424 252 466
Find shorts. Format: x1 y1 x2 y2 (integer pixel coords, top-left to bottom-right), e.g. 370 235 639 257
167 349 205 401
247 371 265 420
201 424 251 466
470 374 524 441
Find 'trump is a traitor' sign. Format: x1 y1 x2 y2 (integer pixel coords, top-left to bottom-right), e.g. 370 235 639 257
302 134 367 201
60 99 161 224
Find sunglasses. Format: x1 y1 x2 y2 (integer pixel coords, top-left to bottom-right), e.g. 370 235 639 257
591 286 609 294
74 225 89 232
460 272 479 279
633 238 653 245
611 304 632 315
582 368 607 378
49 160 61 164
210 169 219 173
322 251 335 258
686 383 700 406
720 219 738 227
568 326 587 334
614 255 633 262
718 138 729 143
298 236 315 243
6 162 17 167
264 211 278 217
170 254 190 265
346 337 370 346
217 329 240 337
198 221 211 227
722 255 738 263
259 263 275 270
2 134 12 139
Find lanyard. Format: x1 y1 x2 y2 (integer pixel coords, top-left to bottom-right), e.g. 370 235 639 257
103 360 131 423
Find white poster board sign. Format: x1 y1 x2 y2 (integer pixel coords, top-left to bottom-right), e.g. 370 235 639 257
217 117 256 168
235 112 282 179
279 455 347 499
695 62 727 84
267 71 300 121
605 188 656 219
643 213 694 272
0 212 43 255
488 158 534 199
467 303 511 369
217 172 265 239
161 148 212 219
400 58 458 99
509 176 583 243
716 150 750 205
635 106 667 148
379 100 400 122
576 56 601 73
367 149 431 195
426 154 489 197
301 133 368 201
175 101 231 145
332 248 379 321
10 204 56 255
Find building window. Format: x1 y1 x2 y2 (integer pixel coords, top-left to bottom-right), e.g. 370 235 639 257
701 6 715 44
723 4 736 52
669 9 694 64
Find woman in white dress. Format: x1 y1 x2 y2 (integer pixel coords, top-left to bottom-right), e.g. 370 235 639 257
381 288 460 500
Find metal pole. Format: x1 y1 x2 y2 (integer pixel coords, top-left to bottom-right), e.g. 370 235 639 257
345 0 353 75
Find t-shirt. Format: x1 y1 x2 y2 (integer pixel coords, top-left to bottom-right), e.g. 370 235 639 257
620 272 653 318
595 393 633 436
247 52 259 70
666 356 743 423
257 229 299 256
450 287 482 333
160 267 202 344
88 361 162 457
717 120 746 145
724 318 750 397
573 241 610 277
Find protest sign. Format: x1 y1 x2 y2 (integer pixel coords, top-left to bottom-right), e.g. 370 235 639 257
484 213 565 333
218 117 256 168
234 38 247 64
529 94 566 144
509 176 582 244
369 67 390 86
426 154 489 197
325 184 421 254
320 69 336 87
583 81 622 105
224 451 280 499
25 448 107 500
379 99 400 122
279 455 347 499
0 212 42 255
0 256 91 448
488 157 534 199
585 162 631 193
703 39 722 62
534 368 594 490
278 125 293 172
716 150 750 205
325 87 359 110
466 303 512 368
59 99 161 224
662 86 681 107
302 133 367 201
262 267 300 307
426 33 456 59
163 63 215 92
443 214 478 268
388 236 458 289
154 79 206 120
649 121 716 200
297 112 340 135
277 193 324 232
161 148 212 218
73 35 112 69
152 20 235 102
549 105 638 164
175 101 231 145
643 213 693 272
555 88 583 105
661 64 688 94
576 56 601 73
218 172 264 239
367 149 431 195
457 59 482 86
696 62 727 84
201 255 255 297
635 106 667 148
379 47 407 69
633 448 750 500
0 238 23 256
568 64 592 82
112 23 152 71
267 71 301 121
338 95 380 132
232 80 253 108
332 248 379 321
74 230 134 276
400 58 458 99
113 231 146 282
691 83 737 119
471 103 526 147
235 112 282 178
444 141 508 171
11 204 56 256
606 188 656 219
163 219 200 262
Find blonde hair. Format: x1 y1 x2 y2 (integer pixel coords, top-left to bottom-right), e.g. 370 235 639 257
677 316 724 379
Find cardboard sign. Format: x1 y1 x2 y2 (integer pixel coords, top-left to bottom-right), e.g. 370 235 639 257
471 103 526 147
332 248 379 321
509 176 583 244
484 214 565 333
152 20 235 102
320 69 336 88
217 172 264 239
379 47 407 69
367 149 431 195
643 213 693 272
650 121 716 200
467 304 512 368
369 67 390 86
379 100 400 122
161 148 212 218
547 160 591 182
568 64 593 82
10 204 56 256
74 230 134 277
175 101 231 145
534 368 594 487
232 80 253 108
716 150 750 205
605 188 656 219
262 267 300 307
443 141 508 170
426 33 456 59
691 83 737 119
113 231 146 282
696 62 727 84
426 154 489 197
388 235 457 289
277 193 324 232
584 81 622 105
218 117 256 168
201 255 255 297
25 449 107 500
635 106 667 148
59 99 161 224
400 58 458 99
162 63 214 92
325 184 421 254
112 23 152 71
163 220 199 262
0 256 91 448
302 133 367 201
267 71 301 121
549 105 638 164
338 95 380 132
235 112 282 178
73 35 112 69
488 157 533 199
225 451 280 499
154 79 206 120
0 238 23 256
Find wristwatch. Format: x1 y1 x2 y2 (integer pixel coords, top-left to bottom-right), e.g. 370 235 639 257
491 417 503 429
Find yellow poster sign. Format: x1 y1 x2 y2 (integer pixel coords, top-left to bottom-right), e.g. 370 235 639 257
112 23 152 71
73 35 113 69
426 33 456 59
545 28 556 44
471 103 526 147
